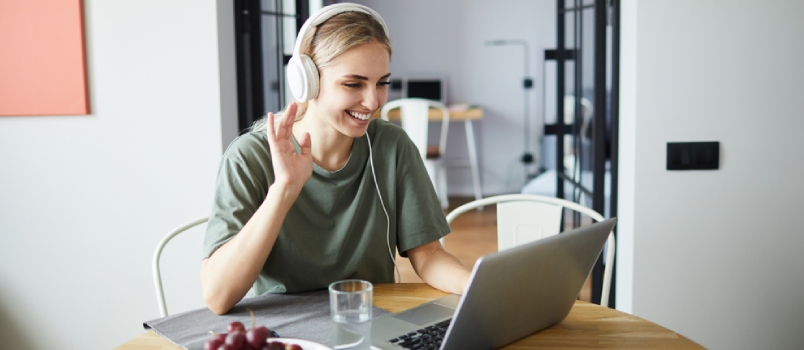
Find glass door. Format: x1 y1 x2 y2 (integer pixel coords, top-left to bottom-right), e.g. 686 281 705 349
546 0 619 307
234 0 324 132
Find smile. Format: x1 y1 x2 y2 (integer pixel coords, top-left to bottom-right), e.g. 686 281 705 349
347 110 371 121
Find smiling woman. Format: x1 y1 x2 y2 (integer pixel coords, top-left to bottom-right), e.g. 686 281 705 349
303 41 391 146
251 8 391 131
199 3 471 316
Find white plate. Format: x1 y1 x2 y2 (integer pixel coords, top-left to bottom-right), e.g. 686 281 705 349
266 338 333 350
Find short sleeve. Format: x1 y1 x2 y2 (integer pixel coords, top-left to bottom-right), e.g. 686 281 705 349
387 128 451 256
202 132 273 259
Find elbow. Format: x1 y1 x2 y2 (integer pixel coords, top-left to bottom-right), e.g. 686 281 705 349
203 288 234 315
200 258 252 315
200 266 235 315
206 301 232 316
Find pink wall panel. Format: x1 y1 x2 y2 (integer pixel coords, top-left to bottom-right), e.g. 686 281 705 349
0 0 89 116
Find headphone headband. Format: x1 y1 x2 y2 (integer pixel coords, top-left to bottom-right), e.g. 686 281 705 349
286 3 389 102
291 3 389 58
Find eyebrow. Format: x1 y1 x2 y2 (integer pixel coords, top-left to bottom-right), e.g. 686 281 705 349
342 73 392 81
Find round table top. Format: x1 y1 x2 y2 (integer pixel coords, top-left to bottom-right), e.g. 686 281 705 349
117 283 702 349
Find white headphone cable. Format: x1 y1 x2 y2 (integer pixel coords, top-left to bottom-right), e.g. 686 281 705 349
365 132 401 283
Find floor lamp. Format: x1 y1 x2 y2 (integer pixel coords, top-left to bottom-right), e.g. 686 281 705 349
486 39 536 177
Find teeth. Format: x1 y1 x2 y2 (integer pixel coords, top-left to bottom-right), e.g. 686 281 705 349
348 111 370 120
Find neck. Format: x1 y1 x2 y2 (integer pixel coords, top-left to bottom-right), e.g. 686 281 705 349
293 112 355 172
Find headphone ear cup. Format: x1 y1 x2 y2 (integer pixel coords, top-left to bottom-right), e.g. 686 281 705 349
287 54 320 102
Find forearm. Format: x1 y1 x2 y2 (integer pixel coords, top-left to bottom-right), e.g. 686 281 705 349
200 184 297 314
409 242 472 295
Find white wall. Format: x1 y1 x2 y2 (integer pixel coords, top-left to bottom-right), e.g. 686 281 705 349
355 0 556 195
0 1 235 349
615 0 637 314
619 0 804 348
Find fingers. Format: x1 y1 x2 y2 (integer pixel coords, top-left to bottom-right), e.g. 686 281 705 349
298 132 312 157
267 102 300 146
286 102 298 121
266 112 277 145
274 102 298 141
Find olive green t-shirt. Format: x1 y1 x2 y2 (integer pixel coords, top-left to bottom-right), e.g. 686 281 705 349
202 119 450 296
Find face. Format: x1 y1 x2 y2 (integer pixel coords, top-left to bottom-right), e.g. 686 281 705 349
309 40 391 139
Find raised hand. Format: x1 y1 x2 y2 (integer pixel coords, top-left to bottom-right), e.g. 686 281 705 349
266 102 313 195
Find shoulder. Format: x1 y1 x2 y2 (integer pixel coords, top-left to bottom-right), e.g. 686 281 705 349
368 119 413 147
366 119 422 174
221 129 271 168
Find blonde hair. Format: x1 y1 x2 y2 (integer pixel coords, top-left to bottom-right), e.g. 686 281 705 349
251 11 392 132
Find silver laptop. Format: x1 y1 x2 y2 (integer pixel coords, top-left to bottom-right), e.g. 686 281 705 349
371 218 616 350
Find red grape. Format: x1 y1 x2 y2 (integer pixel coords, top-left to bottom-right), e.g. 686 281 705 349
247 326 270 348
228 321 246 334
226 332 246 349
263 342 285 350
208 321 299 350
204 338 224 350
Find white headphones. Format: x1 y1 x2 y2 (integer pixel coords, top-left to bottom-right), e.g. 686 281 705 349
286 3 389 102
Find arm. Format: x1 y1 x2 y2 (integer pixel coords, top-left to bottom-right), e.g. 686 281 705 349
200 103 312 315
407 240 472 295
200 185 297 315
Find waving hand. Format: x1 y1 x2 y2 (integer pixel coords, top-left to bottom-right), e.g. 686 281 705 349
266 102 313 195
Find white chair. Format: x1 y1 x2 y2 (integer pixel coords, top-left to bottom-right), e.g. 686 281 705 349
443 194 615 307
381 98 451 209
152 216 208 317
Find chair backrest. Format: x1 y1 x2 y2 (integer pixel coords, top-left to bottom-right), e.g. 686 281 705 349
152 216 208 317
444 194 615 307
381 98 450 159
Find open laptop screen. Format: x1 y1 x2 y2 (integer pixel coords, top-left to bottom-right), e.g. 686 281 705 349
404 76 447 105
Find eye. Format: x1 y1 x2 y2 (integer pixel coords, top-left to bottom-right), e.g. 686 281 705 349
344 82 362 88
378 81 391 87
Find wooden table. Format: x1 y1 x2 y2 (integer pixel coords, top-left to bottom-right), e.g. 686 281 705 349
385 107 484 203
117 283 702 349
384 107 483 121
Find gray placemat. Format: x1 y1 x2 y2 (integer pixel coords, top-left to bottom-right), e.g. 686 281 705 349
143 289 389 350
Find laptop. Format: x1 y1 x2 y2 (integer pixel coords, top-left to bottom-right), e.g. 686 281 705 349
370 218 616 350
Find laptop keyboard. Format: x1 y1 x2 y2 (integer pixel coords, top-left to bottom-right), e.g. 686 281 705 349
387 319 451 349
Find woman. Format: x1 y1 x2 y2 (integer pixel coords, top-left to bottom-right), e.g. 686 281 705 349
201 3 470 315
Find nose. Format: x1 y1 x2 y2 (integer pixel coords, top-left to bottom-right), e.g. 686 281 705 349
362 86 385 111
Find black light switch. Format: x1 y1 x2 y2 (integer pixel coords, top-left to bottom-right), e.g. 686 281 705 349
667 142 719 170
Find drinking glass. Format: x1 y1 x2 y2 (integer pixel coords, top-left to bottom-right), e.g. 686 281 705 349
329 280 372 350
